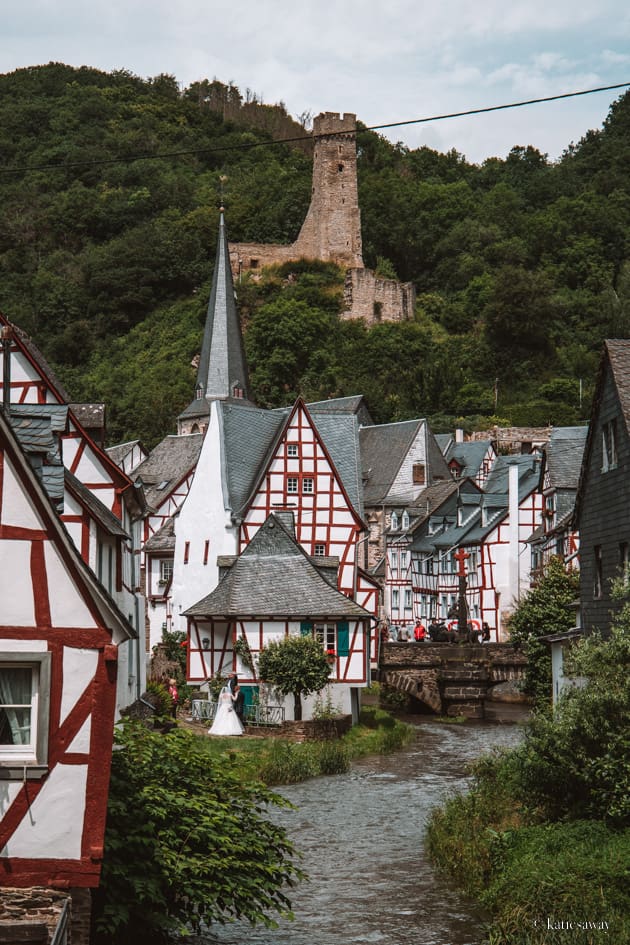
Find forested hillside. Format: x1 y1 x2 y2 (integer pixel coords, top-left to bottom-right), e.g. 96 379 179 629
2 63 630 446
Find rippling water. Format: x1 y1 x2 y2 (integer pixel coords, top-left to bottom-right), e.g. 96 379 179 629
197 720 523 945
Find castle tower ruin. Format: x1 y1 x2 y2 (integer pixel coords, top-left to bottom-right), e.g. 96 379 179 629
229 111 415 325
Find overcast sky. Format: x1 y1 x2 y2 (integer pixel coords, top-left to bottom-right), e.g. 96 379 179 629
3 0 630 164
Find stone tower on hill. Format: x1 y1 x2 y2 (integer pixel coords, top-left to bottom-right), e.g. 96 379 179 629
229 112 415 325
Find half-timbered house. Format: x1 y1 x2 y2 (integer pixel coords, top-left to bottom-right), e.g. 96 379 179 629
0 405 134 893
529 425 587 579
1 322 146 709
184 513 372 721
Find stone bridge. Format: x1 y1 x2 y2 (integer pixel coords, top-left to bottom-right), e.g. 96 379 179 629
378 642 530 720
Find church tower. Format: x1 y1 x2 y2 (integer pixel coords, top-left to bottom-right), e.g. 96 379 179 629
178 211 251 435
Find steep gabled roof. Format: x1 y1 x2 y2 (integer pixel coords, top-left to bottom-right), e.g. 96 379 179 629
65 471 129 539
134 433 203 509
360 419 423 506
184 513 370 619
0 407 135 642
144 516 176 552
445 439 493 479
0 313 71 403
8 404 68 512
178 212 251 427
220 399 364 520
483 453 541 498
407 478 479 536
306 394 374 427
543 426 588 491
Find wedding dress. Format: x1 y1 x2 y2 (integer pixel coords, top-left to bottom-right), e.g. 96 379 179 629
208 687 244 736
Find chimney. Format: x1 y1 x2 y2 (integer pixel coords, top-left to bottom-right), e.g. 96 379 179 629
455 428 464 443
508 462 520 602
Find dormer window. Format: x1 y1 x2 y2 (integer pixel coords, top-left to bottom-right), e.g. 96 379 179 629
401 511 410 530
391 512 399 531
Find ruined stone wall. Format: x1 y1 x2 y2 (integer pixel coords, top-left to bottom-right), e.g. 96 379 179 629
342 268 416 324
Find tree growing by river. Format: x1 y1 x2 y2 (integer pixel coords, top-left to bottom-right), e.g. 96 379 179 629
507 556 580 706
92 720 303 944
257 634 331 721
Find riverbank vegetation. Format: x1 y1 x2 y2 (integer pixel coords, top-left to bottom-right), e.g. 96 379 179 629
93 706 411 942
426 595 630 945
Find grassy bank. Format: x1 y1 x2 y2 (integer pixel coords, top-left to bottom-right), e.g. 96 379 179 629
193 705 413 786
426 751 630 945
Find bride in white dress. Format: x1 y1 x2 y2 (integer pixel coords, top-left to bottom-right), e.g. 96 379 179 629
208 685 244 736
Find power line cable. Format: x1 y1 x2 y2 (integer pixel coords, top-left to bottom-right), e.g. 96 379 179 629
2 80 629 176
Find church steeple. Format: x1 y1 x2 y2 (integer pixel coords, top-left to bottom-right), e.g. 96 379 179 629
178 210 251 434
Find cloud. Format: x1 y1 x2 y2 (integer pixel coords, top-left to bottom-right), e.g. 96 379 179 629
2 0 630 162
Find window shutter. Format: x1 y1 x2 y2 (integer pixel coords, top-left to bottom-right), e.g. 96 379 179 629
300 621 313 637
336 621 350 656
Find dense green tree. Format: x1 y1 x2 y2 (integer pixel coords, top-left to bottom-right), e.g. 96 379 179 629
257 635 331 721
507 557 581 706
92 721 302 944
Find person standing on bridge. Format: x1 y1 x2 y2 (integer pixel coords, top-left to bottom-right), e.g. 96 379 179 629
414 620 426 642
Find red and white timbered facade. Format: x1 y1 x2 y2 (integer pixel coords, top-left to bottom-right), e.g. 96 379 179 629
239 402 365 599
0 411 133 888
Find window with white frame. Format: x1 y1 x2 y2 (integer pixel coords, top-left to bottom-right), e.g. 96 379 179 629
314 543 327 556
390 512 399 531
287 477 299 494
400 550 408 569
314 622 336 651
287 444 298 457
392 589 400 609
159 559 173 584
0 654 50 772
401 511 410 530
404 589 412 609
302 478 314 493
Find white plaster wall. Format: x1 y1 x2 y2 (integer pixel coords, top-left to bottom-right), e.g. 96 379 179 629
0 540 35 625
388 423 427 503
2 458 41 530
1 764 87 859
170 411 238 632
60 648 99 725
67 717 92 753
44 542 97 629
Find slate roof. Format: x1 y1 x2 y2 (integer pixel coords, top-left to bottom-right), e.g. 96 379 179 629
408 479 477 535
445 439 493 479
144 516 175 552
65 471 129 539
483 454 541 498
360 419 423 506
306 394 374 427
435 433 453 454
134 433 203 509
8 404 68 511
179 213 250 425
606 340 630 431
544 426 588 490
220 400 364 520
184 513 370 619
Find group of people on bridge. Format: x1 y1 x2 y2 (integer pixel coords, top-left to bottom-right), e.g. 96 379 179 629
381 619 491 645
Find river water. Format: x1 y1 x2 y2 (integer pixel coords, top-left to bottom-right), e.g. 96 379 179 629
201 720 523 945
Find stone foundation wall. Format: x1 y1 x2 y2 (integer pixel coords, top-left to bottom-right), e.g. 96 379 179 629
0 888 70 944
283 714 352 741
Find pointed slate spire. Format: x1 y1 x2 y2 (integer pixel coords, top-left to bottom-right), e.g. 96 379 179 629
196 209 250 402
177 211 252 433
